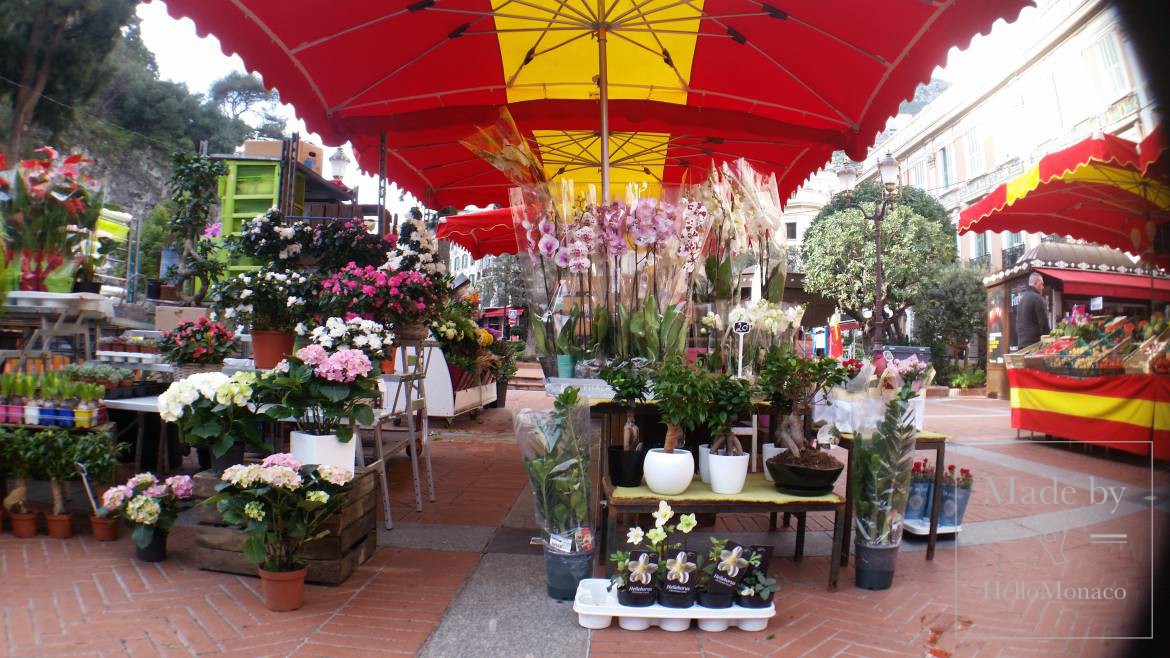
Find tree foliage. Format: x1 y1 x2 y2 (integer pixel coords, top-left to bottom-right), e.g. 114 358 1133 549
209 71 284 139
0 0 137 156
913 264 986 346
477 253 529 308
802 203 955 344
812 181 954 237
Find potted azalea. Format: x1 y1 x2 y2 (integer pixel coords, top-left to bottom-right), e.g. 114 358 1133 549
259 345 380 468
159 317 239 379
850 384 919 590
703 374 753 495
226 209 311 268
304 316 397 372
610 501 699 608
158 371 265 473
599 361 650 487
309 217 393 270
101 472 195 562
645 359 709 495
321 263 446 338
757 347 848 494
939 465 974 527
209 266 312 368
515 387 594 600
208 455 354 611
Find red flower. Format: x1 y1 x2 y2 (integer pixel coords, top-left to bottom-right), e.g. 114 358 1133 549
947 464 956 471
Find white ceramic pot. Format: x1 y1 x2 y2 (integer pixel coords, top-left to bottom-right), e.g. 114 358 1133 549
643 448 694 495
708 452 749 494
290 431 356 469
761 444 788 482
698 444 711 484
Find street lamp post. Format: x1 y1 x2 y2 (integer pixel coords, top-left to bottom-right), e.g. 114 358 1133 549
836 152 900 351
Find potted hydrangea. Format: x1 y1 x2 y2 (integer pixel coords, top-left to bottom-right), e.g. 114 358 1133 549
159 317 239 379
259 345 381 468
209 266 313 368
158 371 265 473
302 316 396 373
207 454 354 611
101 472 195 562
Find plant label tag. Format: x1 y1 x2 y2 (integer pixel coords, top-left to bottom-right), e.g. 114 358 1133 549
660 549 699 596
733 321 752 334
882 349 895 363
706 541 751 594
548 533 573 553
623 550 658 596
573 527 594 552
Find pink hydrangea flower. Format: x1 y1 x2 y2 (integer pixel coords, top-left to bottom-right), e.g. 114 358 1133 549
145 484 168 498
262 453 303 471
296 344 329 366
165 475 195 499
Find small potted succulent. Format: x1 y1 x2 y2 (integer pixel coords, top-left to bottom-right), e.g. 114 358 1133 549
208 455 354 611
599 361 650 487
159 317 239 379
101 472 195 562
645 359 708 495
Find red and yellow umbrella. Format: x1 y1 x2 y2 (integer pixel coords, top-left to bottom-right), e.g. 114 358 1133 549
959 130 1170 266
160 0 1030 206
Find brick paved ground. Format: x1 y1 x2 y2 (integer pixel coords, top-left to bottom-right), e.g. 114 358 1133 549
1 395 1164 657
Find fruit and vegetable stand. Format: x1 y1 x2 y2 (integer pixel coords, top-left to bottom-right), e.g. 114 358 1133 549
1007 368 1170 460
600 474 846 591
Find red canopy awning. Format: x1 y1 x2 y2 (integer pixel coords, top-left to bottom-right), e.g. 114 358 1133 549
159 0 1030 207
1036 268 1170 303
435 207 519 259
482 307 525 318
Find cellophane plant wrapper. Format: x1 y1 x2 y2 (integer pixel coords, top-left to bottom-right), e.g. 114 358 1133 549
514 388 594 552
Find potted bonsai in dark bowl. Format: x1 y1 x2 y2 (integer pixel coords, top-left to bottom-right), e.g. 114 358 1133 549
757 347 848 495
600 360 651 487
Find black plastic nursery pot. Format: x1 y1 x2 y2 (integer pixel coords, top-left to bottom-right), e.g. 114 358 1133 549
71 281 102 294
736 592 772 608
543 546 593 600
657 590 696 608
608 446 645 487
617 587 656 607
210 443 245 475
136 531 168 563
696 590 734 608
854 542 900 590
765 459 844 496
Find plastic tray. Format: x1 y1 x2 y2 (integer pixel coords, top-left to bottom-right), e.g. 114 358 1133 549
572 579 774 632
903 518 961 536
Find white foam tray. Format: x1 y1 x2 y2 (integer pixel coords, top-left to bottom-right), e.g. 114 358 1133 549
572 579 774 632
903 518 962 535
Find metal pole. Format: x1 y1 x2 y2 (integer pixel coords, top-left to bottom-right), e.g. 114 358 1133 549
597 2 610 203
872 200 886 351
377 132 388 235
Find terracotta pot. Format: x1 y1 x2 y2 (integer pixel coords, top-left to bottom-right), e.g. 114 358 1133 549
10 512 38 538
45 513 73 539
258 567 307 612
252 331 295 369
91 515 119 542
380 350 396 375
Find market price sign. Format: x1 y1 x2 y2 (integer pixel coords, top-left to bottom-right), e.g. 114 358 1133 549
732 321 751 335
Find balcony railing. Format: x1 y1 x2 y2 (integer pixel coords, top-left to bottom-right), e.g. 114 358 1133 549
1001 243 1026 269
970 253 992 271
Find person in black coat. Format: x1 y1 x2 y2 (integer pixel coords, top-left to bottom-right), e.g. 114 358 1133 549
1016 272 1051 346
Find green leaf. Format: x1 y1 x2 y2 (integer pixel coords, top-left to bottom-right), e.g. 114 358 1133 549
242 535 267 564
131 524 154 550
318 384 350 403
210 433 235 458
353 404 375 427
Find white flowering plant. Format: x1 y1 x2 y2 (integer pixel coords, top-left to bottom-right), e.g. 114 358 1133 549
100 472 194 550
608 501 699 589
207 454 354 572
226 208 312 266
158 371 265 458
304 317 396 362
384 209 445 278
209 265 314 332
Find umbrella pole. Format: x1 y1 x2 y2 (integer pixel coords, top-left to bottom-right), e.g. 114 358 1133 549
598 3 610 204
378 131 388 235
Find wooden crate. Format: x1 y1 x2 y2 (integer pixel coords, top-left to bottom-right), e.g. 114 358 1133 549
192 464 378 585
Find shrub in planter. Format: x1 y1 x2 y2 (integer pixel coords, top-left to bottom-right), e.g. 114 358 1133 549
703 374 753 494
101 473 194 562
599 361 650 487
646 359 708 495
609 501 699 607
74 433 127 540
208 267 314 368
25 429 80 538
0 428 37 536
516 388 595 600
258 345 380 469
159 371 265 472
309 217 394 270
850 384 919 590
207 454 354 612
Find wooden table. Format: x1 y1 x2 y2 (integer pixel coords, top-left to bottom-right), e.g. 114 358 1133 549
601 473 846 591
836 430 949 563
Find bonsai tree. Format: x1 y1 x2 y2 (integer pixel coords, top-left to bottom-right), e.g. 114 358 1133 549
704 374 752 456
850 384 918 546
73 432 125 488
26 428 77 516
600 360 650 452
651 358 711 453
756 347 847 456
0 429 33 514
166 153 228 305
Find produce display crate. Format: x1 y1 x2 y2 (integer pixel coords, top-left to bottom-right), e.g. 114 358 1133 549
192 463 378 585
1124 328 1170 374
1005 342 1042 369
